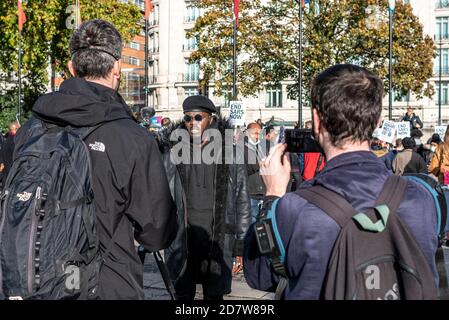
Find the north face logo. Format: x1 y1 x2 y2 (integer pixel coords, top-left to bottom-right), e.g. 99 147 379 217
17 192 32 202
89 142 105 152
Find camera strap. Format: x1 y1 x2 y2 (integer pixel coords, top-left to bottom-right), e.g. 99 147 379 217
257 197 289 299
315 154 325 176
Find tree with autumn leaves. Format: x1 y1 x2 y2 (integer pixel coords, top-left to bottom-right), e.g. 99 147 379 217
0 0 142 131
189 0 435 104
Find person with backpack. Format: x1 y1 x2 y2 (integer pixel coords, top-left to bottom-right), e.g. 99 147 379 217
244 64 438 300
0 19 177 300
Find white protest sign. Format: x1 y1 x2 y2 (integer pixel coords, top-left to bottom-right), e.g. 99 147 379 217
396 122 411 139
377 120 396 144
435 126 447 140
229 101 246 127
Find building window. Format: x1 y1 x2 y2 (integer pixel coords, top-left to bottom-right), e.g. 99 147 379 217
265 86 282 108
222 87 232 108
184 36 198 51
185 87 199 97
222 61 232 76
185 5 200 22
184 60 200 81
436 17 449 40
393 90 410 102
149 4 159 26
127 56 140 66
130 57 139 66
434 48 449 75
149 33 159 53
436 82 449 105
130 42 140 50
436 0 449 9
132 0 145 11
149 60 159 83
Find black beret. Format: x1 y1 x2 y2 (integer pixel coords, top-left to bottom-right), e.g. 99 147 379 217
182 95 217 114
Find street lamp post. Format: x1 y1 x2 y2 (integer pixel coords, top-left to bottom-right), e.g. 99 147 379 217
298 0 304 128
388 0 395 121
439 34 443 126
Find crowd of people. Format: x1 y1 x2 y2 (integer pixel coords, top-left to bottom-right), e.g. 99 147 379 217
369 109 449 181
0 19 446 301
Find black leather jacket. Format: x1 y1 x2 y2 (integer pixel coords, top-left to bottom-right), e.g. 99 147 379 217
157 118 251 294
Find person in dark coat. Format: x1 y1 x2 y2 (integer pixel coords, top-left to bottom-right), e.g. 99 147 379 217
244 64 438 299
0 121 20 186
14 20 177 300
159 95 251 300
402 107 423 130
244 122 266 222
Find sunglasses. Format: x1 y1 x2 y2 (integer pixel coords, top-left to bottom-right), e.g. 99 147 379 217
184 114 207 122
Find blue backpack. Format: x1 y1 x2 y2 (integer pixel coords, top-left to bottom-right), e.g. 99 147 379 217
403 173 449 246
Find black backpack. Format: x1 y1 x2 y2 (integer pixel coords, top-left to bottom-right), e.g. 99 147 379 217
0 117 103 300
297 175 438 300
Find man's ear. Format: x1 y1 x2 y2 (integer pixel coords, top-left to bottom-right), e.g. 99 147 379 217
68 61 76 77
113 60 121 78
312 108 321 137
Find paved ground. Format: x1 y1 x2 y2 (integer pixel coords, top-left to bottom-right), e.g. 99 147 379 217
143 253 274 300
144 247 449 300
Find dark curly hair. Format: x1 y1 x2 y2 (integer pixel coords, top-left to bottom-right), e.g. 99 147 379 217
310 64 383 147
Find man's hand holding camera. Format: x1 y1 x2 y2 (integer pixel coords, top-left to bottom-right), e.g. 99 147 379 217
259 144 291 198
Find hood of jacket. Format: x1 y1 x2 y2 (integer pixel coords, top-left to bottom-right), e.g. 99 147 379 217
32 77 133 127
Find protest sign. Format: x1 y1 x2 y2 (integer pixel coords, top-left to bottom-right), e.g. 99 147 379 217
377 120 396 144
229 101 246 127
396 122 411 139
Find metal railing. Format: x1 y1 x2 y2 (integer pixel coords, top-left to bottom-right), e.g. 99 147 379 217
433 67 449 75
183 73 200 82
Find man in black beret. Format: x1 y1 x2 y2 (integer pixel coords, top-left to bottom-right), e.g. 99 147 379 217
161 95 251 301
182 95 217 141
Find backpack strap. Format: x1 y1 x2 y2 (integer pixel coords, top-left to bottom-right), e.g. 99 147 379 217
297 175 408 229
374 175 408 213
297 186 357 228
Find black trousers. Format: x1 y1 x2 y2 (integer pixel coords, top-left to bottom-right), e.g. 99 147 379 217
175 228 226 301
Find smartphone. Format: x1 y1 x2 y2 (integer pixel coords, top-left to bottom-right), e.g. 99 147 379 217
278 126 285 144
284 129 323 153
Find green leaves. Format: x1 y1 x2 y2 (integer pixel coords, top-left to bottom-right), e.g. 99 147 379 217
0 0 141 119
190 0 435 102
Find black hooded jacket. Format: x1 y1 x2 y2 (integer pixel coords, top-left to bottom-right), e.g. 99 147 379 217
15 78 177 299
